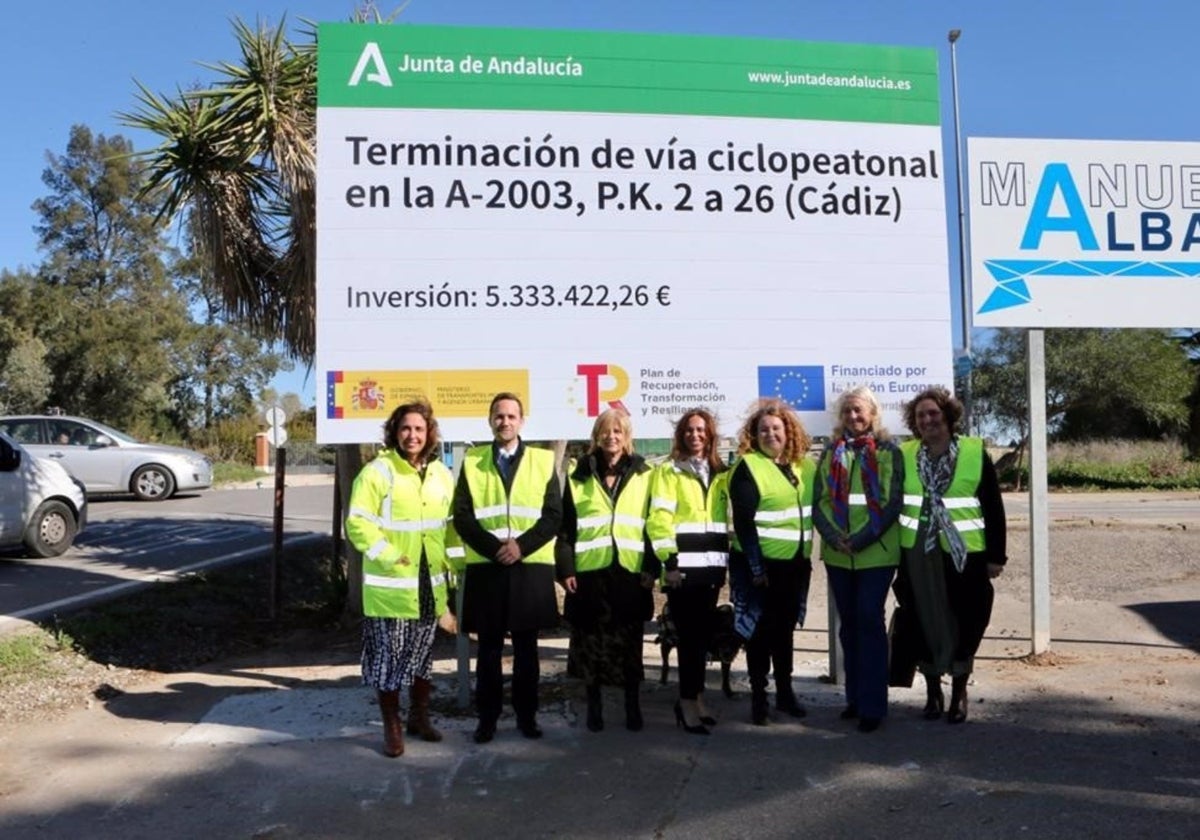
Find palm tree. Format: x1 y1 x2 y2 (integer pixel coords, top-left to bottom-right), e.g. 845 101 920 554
121 17 316 360
121 10 405 614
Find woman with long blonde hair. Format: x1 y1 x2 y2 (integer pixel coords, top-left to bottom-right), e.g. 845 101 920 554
812 386 904 732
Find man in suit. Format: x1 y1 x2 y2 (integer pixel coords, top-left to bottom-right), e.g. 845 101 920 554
453 392 562 743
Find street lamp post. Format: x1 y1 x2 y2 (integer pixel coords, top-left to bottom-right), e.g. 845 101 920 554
948 28 973 431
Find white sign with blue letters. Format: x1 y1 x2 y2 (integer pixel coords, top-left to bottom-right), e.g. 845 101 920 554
968 137 1200 327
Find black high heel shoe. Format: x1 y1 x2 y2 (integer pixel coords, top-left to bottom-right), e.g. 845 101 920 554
674 701 710 735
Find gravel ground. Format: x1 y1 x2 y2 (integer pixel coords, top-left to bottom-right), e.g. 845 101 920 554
1001 522 1200 603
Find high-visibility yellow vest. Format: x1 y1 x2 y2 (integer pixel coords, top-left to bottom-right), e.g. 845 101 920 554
899 437 987 552
567 461 652 574
461 444 556 565
816 441 901 570
646 463 730 571
729 450 815 561
345 450 453 618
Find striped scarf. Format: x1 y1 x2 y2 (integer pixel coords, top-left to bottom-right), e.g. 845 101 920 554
828 434 882 533
916 438 969 572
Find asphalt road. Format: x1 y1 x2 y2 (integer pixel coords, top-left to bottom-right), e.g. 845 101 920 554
1002 488 1200 525
0 481 335 633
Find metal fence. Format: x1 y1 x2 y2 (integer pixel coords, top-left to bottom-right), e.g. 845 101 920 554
265 440 336 473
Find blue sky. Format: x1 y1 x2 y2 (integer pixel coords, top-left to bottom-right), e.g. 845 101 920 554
4 1 1198 406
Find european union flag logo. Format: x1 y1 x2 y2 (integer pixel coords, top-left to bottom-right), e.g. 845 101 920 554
758 366 826 411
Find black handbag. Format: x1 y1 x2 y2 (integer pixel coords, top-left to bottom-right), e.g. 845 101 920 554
887 603 919 688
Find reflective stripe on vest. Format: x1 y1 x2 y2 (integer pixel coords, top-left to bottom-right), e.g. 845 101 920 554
363 571 450 590
899 437 986 551
461 444 557 565
729 451 815 560
345 452 453 619
568 466 651 573
645 464 730 569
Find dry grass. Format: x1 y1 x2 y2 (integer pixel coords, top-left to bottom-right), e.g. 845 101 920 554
1001 439 1200 490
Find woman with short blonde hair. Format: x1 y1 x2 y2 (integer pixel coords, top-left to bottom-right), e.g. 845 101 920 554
556 409 658 732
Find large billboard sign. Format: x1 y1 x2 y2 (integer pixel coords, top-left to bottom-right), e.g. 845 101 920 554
316 24 951 442
969 137 1200 328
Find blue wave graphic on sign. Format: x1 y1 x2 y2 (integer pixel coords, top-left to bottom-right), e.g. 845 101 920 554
979 259 1200 313
758 366 825 411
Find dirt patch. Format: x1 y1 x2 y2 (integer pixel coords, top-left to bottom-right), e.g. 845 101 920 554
1018 650 1073 667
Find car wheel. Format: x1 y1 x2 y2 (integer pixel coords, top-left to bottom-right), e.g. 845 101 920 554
132 464 176 501
24 500 78 558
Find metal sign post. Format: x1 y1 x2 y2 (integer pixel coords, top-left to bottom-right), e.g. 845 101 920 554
1027 331 1052 653
267 407 288 620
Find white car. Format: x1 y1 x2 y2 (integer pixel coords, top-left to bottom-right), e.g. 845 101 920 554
0 415 212 502
0 431 87 557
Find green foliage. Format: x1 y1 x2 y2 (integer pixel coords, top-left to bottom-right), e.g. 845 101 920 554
1001 439 1200 490
0 124 299 445
168 242 289 430
212 461 261 484
121 17 318 361
288 406 317 442
973 328 1193 443
190 414 261 464
0 329 51 414
0 632 71 676
24 126 189 432
1181 330 1200 458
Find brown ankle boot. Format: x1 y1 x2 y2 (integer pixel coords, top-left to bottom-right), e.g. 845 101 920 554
406 677 443 742
378 690 405 757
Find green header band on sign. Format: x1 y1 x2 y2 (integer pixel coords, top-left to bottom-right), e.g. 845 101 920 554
317 24 940 125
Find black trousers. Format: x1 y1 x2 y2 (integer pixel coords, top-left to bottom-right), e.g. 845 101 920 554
666 584 719 700
745 560 810 694
475 629 540 724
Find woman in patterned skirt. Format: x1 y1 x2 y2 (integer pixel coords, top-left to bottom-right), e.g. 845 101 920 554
557 409 658 732
346 401 455 757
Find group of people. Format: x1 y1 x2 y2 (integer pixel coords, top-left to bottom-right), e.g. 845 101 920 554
344 386 1007 757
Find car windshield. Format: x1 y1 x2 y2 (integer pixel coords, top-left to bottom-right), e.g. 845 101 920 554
84 419 139 444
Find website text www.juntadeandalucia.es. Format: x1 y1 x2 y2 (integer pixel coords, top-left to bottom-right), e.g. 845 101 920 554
746 68 914 91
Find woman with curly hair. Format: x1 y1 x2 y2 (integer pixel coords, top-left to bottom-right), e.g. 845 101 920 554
345 401 454 757
812 386 904 733
899 387 1006 724
729 398 817 726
